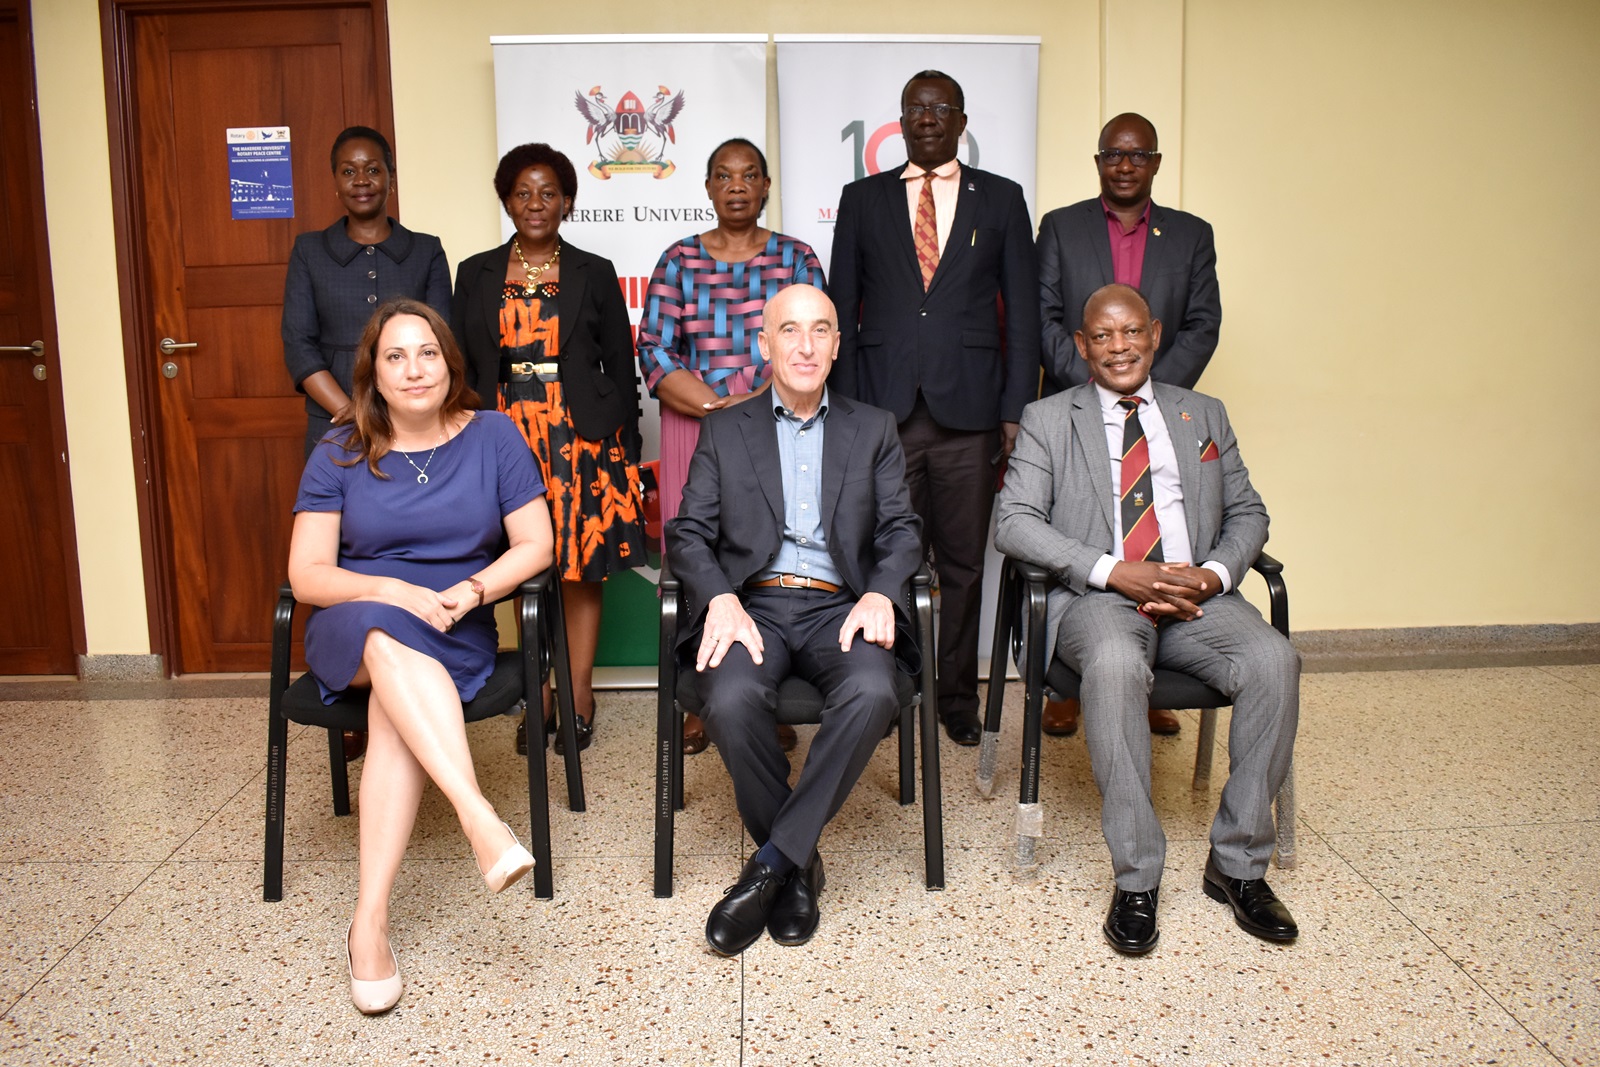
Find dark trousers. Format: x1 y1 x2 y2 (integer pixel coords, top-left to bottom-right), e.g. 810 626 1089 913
896 395 998 718
695 587 899 866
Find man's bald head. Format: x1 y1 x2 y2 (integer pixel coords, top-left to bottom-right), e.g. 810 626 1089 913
1098 113 1158 152
1082 282 1151 324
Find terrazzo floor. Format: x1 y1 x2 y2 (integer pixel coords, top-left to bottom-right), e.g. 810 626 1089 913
0 664 1594 1066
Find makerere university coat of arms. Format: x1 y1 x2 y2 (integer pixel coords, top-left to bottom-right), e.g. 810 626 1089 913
574 85 685 179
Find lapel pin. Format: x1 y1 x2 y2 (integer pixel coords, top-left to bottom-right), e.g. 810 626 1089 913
967 182 975 191
1180 411 1191 421
1152 227 1162 237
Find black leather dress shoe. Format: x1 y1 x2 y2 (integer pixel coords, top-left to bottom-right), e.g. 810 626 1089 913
1202 854 1298 942
705 857 790 956
554 701 595 756
941 709 982 746
767 852 825 946
1103 886 1160 954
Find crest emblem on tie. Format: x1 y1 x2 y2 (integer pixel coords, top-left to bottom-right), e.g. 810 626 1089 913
1134 492 1146 507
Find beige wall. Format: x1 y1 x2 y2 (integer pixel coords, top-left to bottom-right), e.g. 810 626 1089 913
30 0 1600 661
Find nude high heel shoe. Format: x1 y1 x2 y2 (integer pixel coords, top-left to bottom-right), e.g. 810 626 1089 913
483 820 535 894
346 922 401 1015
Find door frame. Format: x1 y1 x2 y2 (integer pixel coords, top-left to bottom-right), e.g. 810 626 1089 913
98 0 395 672
2 0 85 669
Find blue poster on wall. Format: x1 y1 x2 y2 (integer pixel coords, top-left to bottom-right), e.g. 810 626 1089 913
227 127 294 219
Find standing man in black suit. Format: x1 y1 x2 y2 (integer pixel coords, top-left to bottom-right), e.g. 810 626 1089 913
829 70 1040 746
1036 112 1222 738
667 283 923 956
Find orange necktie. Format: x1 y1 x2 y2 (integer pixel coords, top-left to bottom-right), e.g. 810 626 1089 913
914 173 939 290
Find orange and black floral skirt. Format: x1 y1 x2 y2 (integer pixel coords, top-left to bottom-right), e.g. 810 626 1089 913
498 282 646 583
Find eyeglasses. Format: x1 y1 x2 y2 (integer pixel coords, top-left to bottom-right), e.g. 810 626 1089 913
903 103 961 120
1098 149 1158 167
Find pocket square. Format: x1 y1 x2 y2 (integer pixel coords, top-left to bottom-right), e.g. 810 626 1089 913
1199 437 1221 463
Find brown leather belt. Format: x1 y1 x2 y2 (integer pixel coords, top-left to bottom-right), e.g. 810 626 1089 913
748 574 842 594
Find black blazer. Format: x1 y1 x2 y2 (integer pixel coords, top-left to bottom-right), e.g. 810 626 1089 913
665 391 924 673
828 163 1040 431
452 238 640 456
1037 198 1220 393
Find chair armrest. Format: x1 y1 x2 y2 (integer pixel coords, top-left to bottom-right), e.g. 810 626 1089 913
658 552 680 597
1249 552 1290 639
516 566 554 599
911 563 932 589
1010 559 1053 586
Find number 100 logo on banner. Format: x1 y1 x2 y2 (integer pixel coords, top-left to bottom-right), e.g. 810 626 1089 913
776 35 1039 277
839 118 981 182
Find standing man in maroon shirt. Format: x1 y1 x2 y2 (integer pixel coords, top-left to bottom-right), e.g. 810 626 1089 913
1035 112 1222 738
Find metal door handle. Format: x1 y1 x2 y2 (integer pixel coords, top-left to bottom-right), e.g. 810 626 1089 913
159 337 199 355
0 341 43 355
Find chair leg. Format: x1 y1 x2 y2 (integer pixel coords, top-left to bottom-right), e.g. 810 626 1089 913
915 578 944 890
263 709 289 902
1192 708 1218 790
897 697 915 806
654 692 678 898
1014 575 1048 872
327 729 352 817
545 581 586 813
976 563 1015 800
1274 762 1298 869
521 698 554 898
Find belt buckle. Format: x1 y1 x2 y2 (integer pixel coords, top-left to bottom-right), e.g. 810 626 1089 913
509 361 535 382
780 574 810 590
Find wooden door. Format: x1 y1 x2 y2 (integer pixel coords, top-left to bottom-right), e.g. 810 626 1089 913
115 1 391 672
0 1 81 674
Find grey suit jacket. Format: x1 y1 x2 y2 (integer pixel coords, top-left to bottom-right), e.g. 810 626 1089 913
1037 198 1220 393
994 381 1267 656
665 391 924 673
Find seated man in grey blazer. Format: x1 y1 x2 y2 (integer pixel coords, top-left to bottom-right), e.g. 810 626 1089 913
666 283 923 956
995 283 1298 954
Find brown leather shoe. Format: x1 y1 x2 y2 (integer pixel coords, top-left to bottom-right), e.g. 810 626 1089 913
682 712 709 755
777 723 798 752
342 730 368 761
1042 698 1079 737
1148 708 1181 735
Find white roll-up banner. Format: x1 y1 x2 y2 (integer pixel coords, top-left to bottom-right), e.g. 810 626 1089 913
491 34 767 670
776 36 1041 678
774 35 1040 277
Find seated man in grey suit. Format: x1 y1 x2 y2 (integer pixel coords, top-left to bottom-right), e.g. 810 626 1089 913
666 283 923 956
995 283 1298 955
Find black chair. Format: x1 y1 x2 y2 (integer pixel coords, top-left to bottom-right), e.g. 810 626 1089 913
653 559 945 897
264 568 584 901
977 553 1297 870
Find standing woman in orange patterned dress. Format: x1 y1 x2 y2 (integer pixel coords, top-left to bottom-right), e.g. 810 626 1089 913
454 143 647 753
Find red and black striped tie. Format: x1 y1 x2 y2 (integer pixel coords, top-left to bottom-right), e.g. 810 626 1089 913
1119 397 1164 565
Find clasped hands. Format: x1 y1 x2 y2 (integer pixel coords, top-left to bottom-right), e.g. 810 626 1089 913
358 578 474 633
695 590 894 672
1107 560 1218 622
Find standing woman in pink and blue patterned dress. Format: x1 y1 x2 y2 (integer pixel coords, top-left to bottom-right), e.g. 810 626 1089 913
636 137 824 754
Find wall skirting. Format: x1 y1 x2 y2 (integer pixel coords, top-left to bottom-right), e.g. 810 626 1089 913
1294 623 1600 673
76 653 163 680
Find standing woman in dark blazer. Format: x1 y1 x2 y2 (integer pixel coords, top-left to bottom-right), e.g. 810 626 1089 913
283 126 452 456
454 143 647 753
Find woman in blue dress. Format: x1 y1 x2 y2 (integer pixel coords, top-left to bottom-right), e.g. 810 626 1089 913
288 298 552 1015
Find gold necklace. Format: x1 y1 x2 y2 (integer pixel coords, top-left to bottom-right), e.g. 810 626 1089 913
512 239 560 288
